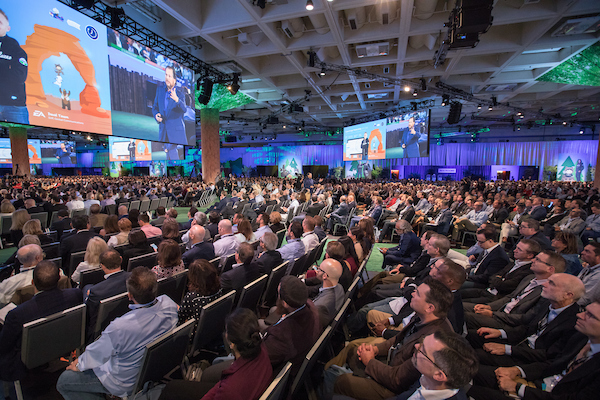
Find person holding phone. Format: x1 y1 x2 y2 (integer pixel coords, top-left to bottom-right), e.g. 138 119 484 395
152 65 187 146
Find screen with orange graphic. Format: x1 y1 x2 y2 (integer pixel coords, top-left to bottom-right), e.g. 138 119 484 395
109 137 151 162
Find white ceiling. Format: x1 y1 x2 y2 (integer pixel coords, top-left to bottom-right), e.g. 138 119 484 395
110 0 600 137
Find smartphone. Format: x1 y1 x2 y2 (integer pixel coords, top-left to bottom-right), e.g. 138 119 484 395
150 243 158 251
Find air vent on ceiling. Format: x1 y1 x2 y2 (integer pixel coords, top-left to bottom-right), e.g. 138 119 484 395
213 62 243 74
356 42 389 58
281 21 295 38
238 33 251 45
347 12 358 30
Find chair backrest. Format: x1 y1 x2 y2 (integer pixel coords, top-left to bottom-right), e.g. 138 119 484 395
127 252 158 272
21 304 86 370
345 275 360 303
236 274 268 311
41 242 60 259
258 362 292 400
132 318 196 395
149 198 160 212
105 204 117 215
305 245 320 271
289 326 333 397
189 290 236 356
49 211 61 227
1 215 12 235
289 252 309 277
330 298 352 334
69 250 87 277
208 257 220 271
250 240 260 251
129 200 141 211
46 257 62 272
79 268 105 288
30 212 48 231
139 199 150 213
213 233 221 242
159 197 168 208
220 253 236 274
94 292 130 339
261 261 288 306
276 229 286 249
265 205 274 216
70 208 86 218
157 269 188 304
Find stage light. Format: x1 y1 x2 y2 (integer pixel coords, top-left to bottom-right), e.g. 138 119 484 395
441 95 449 106
517 111 522 116
477 104 482 110
580 128 585 134
320 68 326 76
488 105 493 111
306 0 314 10
412 89 418 97
403 86 411 92
197 77 214 105
563 121 568 126
227 74 240 95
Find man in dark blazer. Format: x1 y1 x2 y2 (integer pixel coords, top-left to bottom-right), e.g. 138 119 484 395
518 218 553 250
181 226 215 267
467 273 585 370
220 243 263 296
389 331 478 400
468 298 600 400
326 195 349 232
381 220 421 269
0 260 82 382
464 250 566 329
306 194 326 218
463 226 511 288
50 209 72 240
462 239 539 303
528 197 548 221
252 231 283 275
84 249 131 343
152 66 187 145
60 215 98 274
423 200 454 236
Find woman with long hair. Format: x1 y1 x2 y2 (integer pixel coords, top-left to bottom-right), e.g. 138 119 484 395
99 215 119 237
338 235 360 276
178 259 222 324
552 231 583 276
9 209 30 245
107 218 132 248
234 218 255 243
71 237 109 284
22 219 53 245
358 217 375 249
152 239 185 279
349 226 368 264
161 218 182 243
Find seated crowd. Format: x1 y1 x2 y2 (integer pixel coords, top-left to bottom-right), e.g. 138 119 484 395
0 174 599 400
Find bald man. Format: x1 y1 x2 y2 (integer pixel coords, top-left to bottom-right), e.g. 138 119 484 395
213 219 239 257
468 273 586 376
0 244 47 305
182 225 215 266
312 258 345 325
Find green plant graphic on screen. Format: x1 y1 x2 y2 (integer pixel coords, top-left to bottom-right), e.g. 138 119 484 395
558 156 575 181
538 42 600 86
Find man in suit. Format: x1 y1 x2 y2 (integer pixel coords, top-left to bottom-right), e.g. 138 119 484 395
326 195 349 232
89 204 108 228
306 194 326 217
528 196 548 221
582 202 600 243
220 242 263 295
519 218 553 251
468 297 600 400
150 206 166 226
464 250 566 329
389 331 478 400
24 198 44 214
576 242 600 306
50 209 71 240
463 225 511 288
468 273 585 380
207 191 229 214
350 197 383 229
381 220 421 270
378 198 415 241
500 203 528 245
488 200 510 227
60 215 98 274
311 258 344 326
554 209 586 236
85 249 131 343
252 231 283 275
0 260 82 382
330 279 455 399
462 239 539 303
181 225 215 267
152 66 187 146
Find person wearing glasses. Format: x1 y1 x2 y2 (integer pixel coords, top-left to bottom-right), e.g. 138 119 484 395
390 331 478 400
468 297 600 400
309 258 344 326
465 250 566 330
463 225 510 289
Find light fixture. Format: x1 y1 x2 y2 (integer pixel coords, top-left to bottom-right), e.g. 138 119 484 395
403 85 410 92
320 67 326 76
477 104 482 110
563 121 568 126
412 89 418 97
283 125 286 129
488 105 493 111
441 95 449 106
306 0 314 10
580 128 585 134
227 74 240 95
517 111 522 116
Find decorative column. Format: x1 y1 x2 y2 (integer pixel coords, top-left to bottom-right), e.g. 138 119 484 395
200 108 221 183
9 126 29 177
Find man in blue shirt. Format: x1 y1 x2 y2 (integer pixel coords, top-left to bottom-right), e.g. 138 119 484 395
277 221 306 274
57 267 178 399
452 201 489 242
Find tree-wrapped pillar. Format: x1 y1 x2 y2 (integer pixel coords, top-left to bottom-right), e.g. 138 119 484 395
200 108 220 183
9 126 29 177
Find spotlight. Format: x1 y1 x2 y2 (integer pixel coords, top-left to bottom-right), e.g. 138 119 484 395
320 68 326 76
412 89 418 97
580 128 585 134
517 111 522 116
283 125 286 129
477 104 482 110
488 105 493 111
403 86 411 92
563 121 568 126
441 95 449 106
227 74 240 95
306 0 314 10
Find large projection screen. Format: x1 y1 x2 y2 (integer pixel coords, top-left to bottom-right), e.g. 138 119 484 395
343 110 430 160
1 0 196 146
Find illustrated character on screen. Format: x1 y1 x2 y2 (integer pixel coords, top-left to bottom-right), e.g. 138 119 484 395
576 159 585 182
128 139 136 161
152 66 187 145
54 64 63 88
60 89 71 110
563 166 575 181
400 116 420 158
49 8 63 21
361 132 369 160
0 9 29 125
55 143 72 164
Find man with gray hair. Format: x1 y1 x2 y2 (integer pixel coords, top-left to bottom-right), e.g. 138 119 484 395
182 225 215 266
253 231 283 275
181 211 210 246
213 219 239 257
0 244 46 304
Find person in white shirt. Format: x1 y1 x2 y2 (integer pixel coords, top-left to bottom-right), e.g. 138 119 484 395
214 219 239 258
66 194 84 211
301 216 319 252
83 192 100 213
0 244 44 304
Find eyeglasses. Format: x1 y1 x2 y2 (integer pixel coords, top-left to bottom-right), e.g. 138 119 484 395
583 309 600 322
416 338 445 374
533 256 553 267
